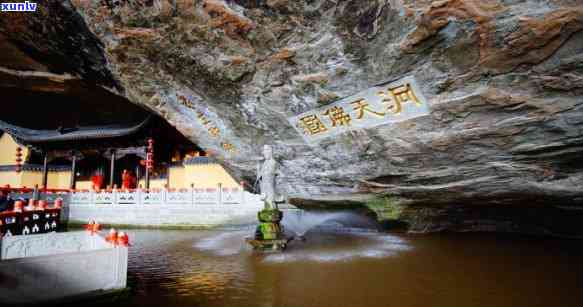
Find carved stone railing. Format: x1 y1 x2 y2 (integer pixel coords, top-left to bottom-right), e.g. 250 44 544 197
69 186 262 207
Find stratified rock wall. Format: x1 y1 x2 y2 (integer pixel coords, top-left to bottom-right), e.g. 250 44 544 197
1 1 583 233
0 1 119 89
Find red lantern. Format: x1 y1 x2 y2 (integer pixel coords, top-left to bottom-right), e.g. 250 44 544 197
105 228 118 245
13 200 24 212
38 200 48 210
84 220 101 235
27 198 35 209
117 232 130 247
15 147 23 173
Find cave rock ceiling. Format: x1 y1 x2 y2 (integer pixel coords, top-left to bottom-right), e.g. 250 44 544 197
0 0 582 207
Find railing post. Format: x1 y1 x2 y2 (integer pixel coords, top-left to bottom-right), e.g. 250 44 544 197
163 187 168 205
217 183 222 205
113 188 118 205
240 181 245 205
137 188 142 206
190 183 195 206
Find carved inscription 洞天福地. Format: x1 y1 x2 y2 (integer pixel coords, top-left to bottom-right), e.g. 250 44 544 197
288 76 430 144
176 94 236 154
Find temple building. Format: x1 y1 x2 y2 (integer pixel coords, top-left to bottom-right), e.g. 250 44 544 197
0 86 240 191
0 132 71 188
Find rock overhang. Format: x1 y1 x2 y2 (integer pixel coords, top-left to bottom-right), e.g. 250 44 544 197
0 0 581 212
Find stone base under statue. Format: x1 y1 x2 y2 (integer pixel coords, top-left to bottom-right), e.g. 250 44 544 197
245 237 292 252
246 208 292 252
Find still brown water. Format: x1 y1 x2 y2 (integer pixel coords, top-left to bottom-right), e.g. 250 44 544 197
77 229 583 307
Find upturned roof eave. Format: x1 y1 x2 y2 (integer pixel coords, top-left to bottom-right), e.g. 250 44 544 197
0 116 152 145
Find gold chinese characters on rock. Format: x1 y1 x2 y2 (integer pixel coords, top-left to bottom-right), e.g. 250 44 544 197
290 76 430 143
177 94 237 154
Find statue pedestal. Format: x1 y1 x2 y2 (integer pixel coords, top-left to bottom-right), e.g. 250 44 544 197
245 208 291 252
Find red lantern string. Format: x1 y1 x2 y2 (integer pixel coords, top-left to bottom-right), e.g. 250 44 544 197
15 147 22 173
146 138 154 170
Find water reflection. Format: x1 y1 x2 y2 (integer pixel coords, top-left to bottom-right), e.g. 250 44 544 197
261 232 412 263
68 229 583 307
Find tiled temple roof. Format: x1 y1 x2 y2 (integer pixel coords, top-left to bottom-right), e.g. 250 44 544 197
0 116 151 144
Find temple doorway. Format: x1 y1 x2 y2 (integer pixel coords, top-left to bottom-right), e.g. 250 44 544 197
76 153 110 190
113 154 143 189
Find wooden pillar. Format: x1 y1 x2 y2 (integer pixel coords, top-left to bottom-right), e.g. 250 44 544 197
109 150 116 188
41 152 48 190
69 153 77 189
135 165 140 185
145 164 150 189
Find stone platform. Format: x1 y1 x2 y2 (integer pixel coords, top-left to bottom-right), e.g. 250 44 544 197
0 231 127 304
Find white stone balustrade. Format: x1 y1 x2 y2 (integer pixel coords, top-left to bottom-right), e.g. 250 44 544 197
69 186 260 206
65 186 265 227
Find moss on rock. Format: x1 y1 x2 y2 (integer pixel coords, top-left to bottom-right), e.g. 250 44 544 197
365 196 404 221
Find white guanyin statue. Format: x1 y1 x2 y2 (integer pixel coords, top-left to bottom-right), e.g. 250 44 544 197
256 145 284 210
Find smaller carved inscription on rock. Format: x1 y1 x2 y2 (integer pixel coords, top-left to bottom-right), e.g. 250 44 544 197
288 76 430 144
176 92 237 155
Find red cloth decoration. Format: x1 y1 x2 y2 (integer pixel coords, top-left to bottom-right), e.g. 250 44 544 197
121 171 136 189
91 175 104 190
